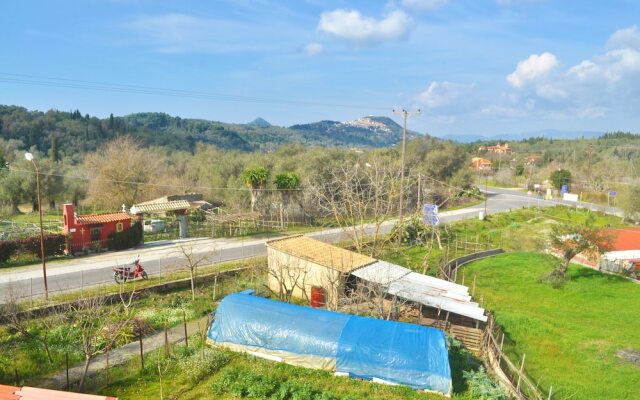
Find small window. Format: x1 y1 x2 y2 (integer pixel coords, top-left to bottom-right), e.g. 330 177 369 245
116 222 124 232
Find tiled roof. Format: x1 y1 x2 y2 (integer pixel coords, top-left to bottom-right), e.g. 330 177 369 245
131 200 191 214
606 228 640 251
0 385 117 400
76 212 130 225
266 235 376 273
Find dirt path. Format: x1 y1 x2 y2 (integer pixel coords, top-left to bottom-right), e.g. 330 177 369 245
41 315 211 389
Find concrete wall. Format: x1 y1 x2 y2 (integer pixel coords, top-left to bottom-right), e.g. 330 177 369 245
267 247 344 308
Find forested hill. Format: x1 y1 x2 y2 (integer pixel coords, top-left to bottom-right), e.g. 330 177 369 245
0 106 418 161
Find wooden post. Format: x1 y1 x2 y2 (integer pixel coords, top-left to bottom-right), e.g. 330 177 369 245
65 352 69 390
213 275 218 301
461 270 465 286
548 386 553 400
516 353 526 391
183 309 188 348
164 321 169 357
417 304 422 324
106 343 110 387
472 275 477 297
139 332 144 370
14 368 19 386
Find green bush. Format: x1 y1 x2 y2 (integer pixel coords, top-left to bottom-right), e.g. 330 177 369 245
107 222 143 250
0 234 66 262
211 366 341 399
462 367 509 400
179 349 231 384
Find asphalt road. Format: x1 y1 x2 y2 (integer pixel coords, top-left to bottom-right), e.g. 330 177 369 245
0 187 621 302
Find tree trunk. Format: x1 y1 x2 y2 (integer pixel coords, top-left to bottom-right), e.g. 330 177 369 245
189 269 195 301
551 257 571 280
78 355 91 391
250 191 258 213
41 339 53 364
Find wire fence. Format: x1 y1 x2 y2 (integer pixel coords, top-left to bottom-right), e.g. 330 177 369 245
0 239 268 305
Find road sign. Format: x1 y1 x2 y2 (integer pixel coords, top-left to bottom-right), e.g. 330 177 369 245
608 191 617 197
422 204 440 226
561 184 568 194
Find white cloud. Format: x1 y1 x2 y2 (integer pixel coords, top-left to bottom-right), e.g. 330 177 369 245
535 84 567 100
304 42 323 56
507 52 559 88
400 0 448 11
606 25 640 50
416 81 475 108
318 9 412 46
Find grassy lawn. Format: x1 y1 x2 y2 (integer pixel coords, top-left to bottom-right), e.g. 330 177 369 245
460 252 640 400
378 206 626 277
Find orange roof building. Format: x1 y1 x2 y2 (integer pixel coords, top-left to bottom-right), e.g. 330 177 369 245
471 157 492 170
63 203 132 253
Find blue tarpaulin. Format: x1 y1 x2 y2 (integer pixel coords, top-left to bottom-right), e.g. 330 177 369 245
207 291 452 394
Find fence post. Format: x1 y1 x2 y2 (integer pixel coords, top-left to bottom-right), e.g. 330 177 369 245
139 332 144 370
548 386 553 400
164 321 169 357
81 270 84 298
65 352 69 390
472 275 477 297
183 310 188 348
516 353 526 391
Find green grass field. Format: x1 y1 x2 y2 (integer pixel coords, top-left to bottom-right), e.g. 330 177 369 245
461 252 640 400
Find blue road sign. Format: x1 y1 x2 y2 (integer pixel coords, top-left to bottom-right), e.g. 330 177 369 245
422 204 440 226
561 184 568 194
608 191 617 197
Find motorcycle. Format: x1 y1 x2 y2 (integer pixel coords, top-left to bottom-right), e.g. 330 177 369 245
113 258 148 283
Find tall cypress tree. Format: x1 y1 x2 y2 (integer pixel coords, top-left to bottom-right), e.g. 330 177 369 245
49 135 58 162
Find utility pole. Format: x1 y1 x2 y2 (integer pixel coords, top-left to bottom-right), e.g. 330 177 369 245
392 109 421 244
25 152 48 300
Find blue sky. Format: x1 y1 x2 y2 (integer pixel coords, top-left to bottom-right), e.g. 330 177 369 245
1 0 639 137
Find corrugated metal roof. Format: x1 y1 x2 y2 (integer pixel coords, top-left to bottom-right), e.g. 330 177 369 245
76 212 130 225
0 386 117 400
351 261 487 322
131 200 191 214
266 235 376 273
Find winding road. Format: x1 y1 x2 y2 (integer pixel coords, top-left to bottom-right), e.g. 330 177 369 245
0 187 621 302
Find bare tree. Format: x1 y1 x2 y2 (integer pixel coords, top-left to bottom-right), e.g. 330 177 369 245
68 295 113 390
176 244 215 301
267 254 308 303
307 160 402 257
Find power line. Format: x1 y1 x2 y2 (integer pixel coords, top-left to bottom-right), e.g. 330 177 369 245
0 72 389 111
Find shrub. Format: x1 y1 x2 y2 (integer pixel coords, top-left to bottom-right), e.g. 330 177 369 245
0 240 18 262
462 367 509 400
0 234 66 262
211 366 340 399
108 222 142 251
179 349 231 384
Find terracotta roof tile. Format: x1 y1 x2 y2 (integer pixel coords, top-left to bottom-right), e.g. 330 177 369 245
0 386 117 400
76 212 130 225
605 228 640 251
131 200 191 213
266 235 376 273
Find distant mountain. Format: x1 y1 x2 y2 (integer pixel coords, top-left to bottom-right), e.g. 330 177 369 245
249 117 271 127
289 116 418 148
439 129 604 143
0 106 419 157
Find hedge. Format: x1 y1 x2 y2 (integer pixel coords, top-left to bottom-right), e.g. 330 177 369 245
108 222 143 251
0 234 67 262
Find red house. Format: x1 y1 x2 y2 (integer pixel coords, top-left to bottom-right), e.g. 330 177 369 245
63 203 131 253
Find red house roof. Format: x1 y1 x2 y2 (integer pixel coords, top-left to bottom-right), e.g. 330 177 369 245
604 228 640 251
76 212 130 225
